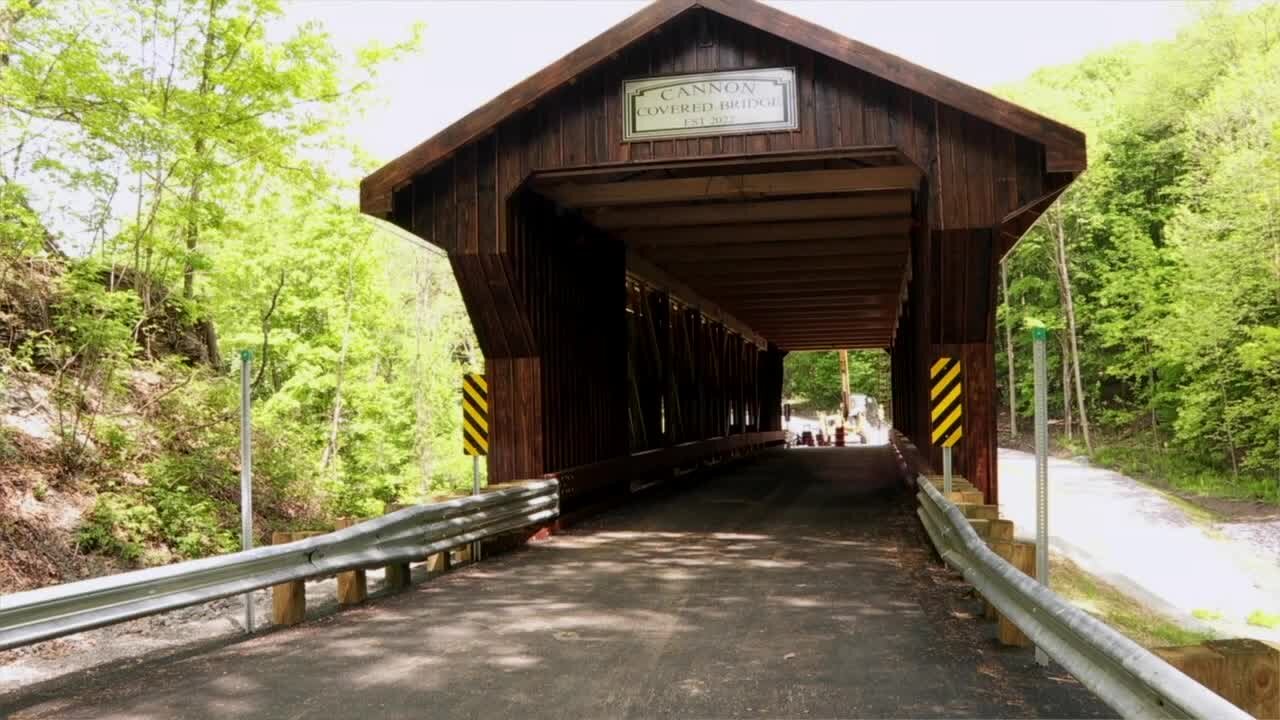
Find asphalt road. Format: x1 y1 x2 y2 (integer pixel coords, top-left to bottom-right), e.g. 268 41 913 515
3 447 1112 719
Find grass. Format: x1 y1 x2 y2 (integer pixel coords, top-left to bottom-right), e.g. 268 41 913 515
1051 554 1214 648
1066 434 1280 507
1246 609 1280 629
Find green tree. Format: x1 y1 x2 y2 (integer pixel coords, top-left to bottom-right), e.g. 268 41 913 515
783 350 890 415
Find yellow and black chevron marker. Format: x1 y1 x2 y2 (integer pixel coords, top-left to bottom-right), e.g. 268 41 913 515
462 373 489 456
930 357 963 448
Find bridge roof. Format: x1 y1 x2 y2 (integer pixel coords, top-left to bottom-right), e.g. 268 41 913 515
360 0 1085 217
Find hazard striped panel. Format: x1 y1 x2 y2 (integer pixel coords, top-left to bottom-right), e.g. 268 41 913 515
929 357 963 448
462 373 489 456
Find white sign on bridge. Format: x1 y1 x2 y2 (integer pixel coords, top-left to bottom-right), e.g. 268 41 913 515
623 67 798 142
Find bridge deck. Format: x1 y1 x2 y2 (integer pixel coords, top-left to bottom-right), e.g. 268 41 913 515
5 447 1109 719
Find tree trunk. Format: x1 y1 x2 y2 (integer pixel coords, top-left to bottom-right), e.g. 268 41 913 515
1059 332 1073 442
412 253 435 493
182 0 220 300
838 349 850 420
321 257 356 472
1001 259 1018 437
253 270 286 389
1147 338 1160 451
1215 350 1240 483
1050 207 1093 453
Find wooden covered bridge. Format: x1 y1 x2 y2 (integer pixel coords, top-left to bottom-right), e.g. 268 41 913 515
360 0 1084 508
0 4 1127 717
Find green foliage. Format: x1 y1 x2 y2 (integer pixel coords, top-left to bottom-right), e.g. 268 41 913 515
783 350 890 414
1091 436 1279 504
77 493 162 564
1247 610 1280 629
996 2 1280 503
2 0 485 564
38 260 143 473
1053 555 1215 648
0 425 19 464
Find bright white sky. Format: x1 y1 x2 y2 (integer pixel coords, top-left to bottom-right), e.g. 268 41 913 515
282 0 1194 168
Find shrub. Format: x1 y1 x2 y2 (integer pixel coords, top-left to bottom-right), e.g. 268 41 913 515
77 492 162 564
0 426 18 464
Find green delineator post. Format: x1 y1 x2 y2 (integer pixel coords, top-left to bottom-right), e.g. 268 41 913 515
1031 326 1049 666
239 349 254 633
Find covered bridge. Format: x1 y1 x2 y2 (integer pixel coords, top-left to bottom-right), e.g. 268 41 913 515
360 0 1085 507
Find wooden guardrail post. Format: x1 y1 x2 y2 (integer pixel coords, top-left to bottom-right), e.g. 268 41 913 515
958 503 1000 521
451 544 473 566
424 492 463 573
926 474 974 492
333 518 367 606
383 504 411 591
1155 639 1279 719
997 539 1037 647
948 490 985 505
981 519 1014 621
271 531 322 626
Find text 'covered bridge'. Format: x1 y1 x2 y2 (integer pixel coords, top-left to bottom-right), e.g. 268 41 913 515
360 0 1085 508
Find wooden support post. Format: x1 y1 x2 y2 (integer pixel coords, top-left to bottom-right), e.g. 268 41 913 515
997 540 1037 646
384 561 412 591
981 519 1015 621
1154 639 1279 719
333 518 367 606
451 543 473 566
948 490 985 505
271 531 322 626
988 536 1014 621
383 504 411 591
926 474 974 491
426 551 450 573
958 503 1000 521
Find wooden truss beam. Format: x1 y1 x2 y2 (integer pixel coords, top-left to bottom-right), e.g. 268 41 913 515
537 166 922 208
585 193 913 230
623 218 913 247
624 250 765 348
710 286 901 300
665 254 907 277
730 296 895 309
638 236 907 263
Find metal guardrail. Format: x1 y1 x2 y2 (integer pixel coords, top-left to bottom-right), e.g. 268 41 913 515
915 477 1252 720
0 479 559 652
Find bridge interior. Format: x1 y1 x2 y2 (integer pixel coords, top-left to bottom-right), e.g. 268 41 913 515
2 449 1110 719
533 148 920 352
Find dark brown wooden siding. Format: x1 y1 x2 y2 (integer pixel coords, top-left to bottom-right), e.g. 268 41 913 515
395 9 1048 244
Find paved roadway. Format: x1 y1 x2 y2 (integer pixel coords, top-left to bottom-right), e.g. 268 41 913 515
3 447 1111 719
999 448 1280 643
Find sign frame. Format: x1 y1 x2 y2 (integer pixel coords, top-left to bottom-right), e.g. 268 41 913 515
929 356 964 448
622 66 799 142
462 373 489 457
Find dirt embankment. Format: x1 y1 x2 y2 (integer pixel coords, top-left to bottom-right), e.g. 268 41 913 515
0 374 117 594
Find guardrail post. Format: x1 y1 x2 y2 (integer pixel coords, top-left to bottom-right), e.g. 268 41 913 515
957 503 1000 521
333 518 367 606
427 550 450 573
271 531 322 626
383 504 412 591
452 544 473 566
1154 639 1279 719
997 539 1037 647
981 519 1014 621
